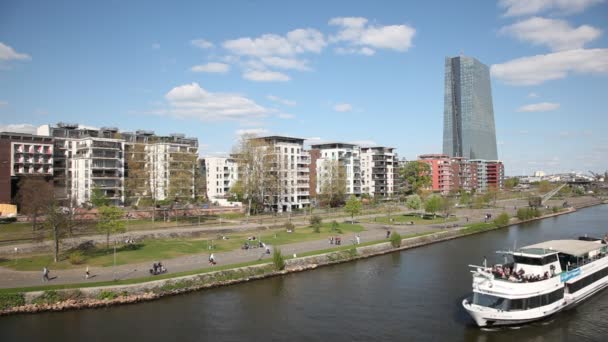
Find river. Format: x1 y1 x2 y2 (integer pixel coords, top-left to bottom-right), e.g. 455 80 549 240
1 205 607 341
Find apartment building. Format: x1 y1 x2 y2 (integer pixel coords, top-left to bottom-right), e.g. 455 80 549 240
255 136 310 212
0 132 54 203
200 156 238 201
121 130 199 203
310 143 362 198
360 146 395 198
470 159 504 191
37 123 199 206
69 137 125 205
418 154 454 194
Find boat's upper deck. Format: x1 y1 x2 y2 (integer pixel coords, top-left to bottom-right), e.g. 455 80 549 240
520 239 604 257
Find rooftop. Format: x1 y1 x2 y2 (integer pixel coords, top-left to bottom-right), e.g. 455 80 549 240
520 239 603 257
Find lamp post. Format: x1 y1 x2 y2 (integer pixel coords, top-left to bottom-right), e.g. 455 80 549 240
113 240 117 280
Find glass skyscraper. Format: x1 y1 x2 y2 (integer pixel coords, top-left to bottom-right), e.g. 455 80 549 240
443 55 498 160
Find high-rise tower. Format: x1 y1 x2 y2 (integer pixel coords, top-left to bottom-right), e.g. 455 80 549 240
443 55 498 160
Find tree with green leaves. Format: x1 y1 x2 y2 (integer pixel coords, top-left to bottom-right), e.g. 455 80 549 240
90 186 110 207
504 177 519 190
424 195 442 218
96 206 126 249
459 190 472 207
538 180 552 193
344 195 362 223
440 196 455 218
398 161 431 195
310 215 322 233
405 194 422 213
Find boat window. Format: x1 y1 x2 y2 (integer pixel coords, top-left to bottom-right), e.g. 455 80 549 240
513 255 543 265
473 288 563 311
541 254 558 265
567 266 608 294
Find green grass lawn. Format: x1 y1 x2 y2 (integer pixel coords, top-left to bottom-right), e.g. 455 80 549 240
0 223 365 271
369 214 457 225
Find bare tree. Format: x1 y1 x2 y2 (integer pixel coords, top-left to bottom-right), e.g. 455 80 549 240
319 159 347 207
43 204 70 262
16 176 54 231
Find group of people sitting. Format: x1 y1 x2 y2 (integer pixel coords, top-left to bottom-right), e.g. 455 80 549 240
491 265 551 282
150 262 167 275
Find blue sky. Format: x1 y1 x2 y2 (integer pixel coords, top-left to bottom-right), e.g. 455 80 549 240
1 0 607 175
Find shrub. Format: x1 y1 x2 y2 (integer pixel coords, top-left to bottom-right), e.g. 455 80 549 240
272 248 286 270
32 290 62 305
310 215 322 233
0 293 25 310
493 212 510 227
330 221 341 233
68 250 85 265
285 221 295 232
390 232 402 248
97 291 118 300
552 206 560 213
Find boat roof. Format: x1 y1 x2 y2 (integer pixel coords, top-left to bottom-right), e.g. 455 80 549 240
520 239 602 257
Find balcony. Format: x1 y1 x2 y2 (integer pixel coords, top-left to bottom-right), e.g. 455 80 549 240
297 168 309 173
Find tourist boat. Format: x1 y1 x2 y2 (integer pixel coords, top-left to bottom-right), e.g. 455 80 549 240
462 237 608 327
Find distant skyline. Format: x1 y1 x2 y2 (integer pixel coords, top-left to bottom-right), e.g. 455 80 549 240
1 0 607 175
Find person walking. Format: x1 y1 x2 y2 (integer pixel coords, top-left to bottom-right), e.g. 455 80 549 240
85 266 90 279
209 253 215 265
42 267 49 282
356 235 360 245
386 230 391 239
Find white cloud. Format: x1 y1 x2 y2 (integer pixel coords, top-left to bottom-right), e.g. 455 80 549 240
152 43 161 49
329 17 416 53
0 42 31 61
335 47 376 56
499 0 604 17
243 70 290 82
491 48 608 85
191 39 214 49
528 92 539 98
500 17 601 51
235 128 269 136
333 103 353 112
259 56 310 70
223 28 326 57
277 113 295 119
190 62 230 73
0 123 37 134
267 95 296 106
163 82 269 121
517 102 561 112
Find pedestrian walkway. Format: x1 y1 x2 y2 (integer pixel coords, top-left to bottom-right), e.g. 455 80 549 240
0 221 446 289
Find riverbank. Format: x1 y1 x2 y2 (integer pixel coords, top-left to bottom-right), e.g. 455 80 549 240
0 199 604 316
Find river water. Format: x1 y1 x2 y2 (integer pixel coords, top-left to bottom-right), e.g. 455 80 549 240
1 205 607 342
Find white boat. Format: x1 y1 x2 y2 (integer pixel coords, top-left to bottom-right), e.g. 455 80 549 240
463 237 608 327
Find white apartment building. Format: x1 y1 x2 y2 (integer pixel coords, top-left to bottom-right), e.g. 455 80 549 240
360 146 395 198
201 156 238 201
69 137 125 205
255 136 310 212
311 143 361 197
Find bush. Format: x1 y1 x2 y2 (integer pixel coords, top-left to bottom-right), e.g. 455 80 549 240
0 293 25 310
517 207 542 220
390 232 402 248
272 248 286 270
552 206 560 213
330 220 341 233
32 290 62 305
97 291 118 300
0 217 17 224
68 250 85 265
310 215 322 233
285 221 295 232
494 212 510 227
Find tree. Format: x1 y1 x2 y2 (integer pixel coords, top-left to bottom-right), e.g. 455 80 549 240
405 194 422 212
424 195 442 218
124 143 149 206
538 180 552 193
43 204 70 262
310 215 322 233
440 196 455 218
459 190 472 207
319 159 347 207
504 177 519 190
344 195 362 223
168 149 198 201
90 186 110 207
96 206 126 249
16 176 54 231
232 135 278 215
398 161 431 195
